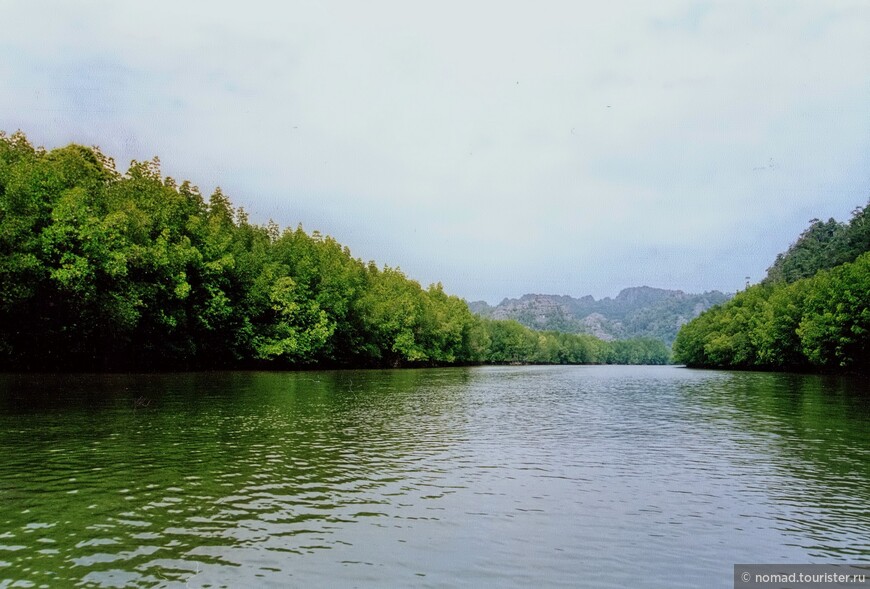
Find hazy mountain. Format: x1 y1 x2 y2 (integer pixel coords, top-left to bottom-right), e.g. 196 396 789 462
469 287 731 345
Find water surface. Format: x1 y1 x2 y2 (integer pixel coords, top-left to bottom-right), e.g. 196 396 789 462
1 366 868 587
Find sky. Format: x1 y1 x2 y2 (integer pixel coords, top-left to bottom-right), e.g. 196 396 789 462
2 1 869 303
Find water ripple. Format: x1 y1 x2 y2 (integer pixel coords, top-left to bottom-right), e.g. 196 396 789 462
0 367 868 587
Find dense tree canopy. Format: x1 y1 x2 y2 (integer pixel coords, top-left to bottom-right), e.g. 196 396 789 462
764 205 870 284
0 132 669 370
674 201 870 372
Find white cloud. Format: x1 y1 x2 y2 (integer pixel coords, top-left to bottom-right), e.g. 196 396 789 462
2 0 869 301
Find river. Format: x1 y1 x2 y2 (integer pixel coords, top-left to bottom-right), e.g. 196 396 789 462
0 365 868 587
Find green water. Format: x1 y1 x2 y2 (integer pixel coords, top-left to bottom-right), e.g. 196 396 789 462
0 366 868 588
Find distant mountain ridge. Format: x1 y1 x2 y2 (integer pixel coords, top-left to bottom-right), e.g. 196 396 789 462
468 286 730 345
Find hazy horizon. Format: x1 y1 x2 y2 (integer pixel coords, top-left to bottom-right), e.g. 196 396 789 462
3 1 869 304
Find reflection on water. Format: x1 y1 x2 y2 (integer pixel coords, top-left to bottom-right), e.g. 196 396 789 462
0 366 868 588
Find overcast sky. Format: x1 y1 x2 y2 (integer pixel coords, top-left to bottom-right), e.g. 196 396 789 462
2 1 869 303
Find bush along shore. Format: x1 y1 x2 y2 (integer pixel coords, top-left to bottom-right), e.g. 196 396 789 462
674 201 870 373
0 131 670 371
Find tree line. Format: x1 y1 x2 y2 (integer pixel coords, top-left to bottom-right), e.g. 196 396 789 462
0 131 670 371
673 201 870 372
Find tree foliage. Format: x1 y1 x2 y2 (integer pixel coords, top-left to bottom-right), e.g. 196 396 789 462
764 204 870 284
0 132 671 370
674 205 870 372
